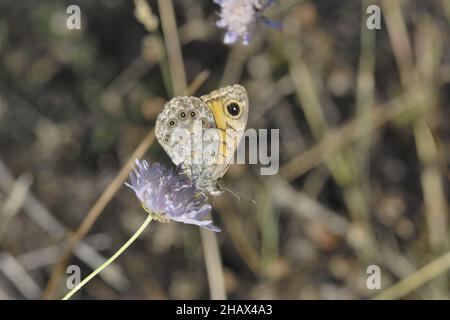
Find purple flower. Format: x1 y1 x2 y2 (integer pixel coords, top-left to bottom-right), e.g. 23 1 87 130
126 159 220 232
213 0 280 45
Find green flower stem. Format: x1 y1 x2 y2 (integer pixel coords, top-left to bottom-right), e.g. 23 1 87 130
62 214 154 300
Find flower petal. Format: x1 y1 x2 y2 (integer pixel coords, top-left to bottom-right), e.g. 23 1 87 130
126 159 220 232
224 31 238 44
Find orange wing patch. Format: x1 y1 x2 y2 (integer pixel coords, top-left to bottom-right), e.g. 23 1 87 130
205 98 237 165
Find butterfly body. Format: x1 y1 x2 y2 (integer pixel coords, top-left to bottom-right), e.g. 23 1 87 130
155 84 249 195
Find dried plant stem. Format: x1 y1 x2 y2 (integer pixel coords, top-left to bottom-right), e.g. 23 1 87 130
283 12 375 260
383 0 448 251
428 127 450 182
43 130 156 298
373 250 450 300
217 199 261 274
62 214 154 300
0 173 33 243
354 0 376 217
280 83 439 180
443 0 450 23
200 229 226 299
158 0 187 96
183 69 210 95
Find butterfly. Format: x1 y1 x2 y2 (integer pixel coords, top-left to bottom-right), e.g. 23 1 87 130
155 84 249 195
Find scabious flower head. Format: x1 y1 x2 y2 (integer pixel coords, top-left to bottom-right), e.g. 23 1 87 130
214 0 280 45
126 159 220 232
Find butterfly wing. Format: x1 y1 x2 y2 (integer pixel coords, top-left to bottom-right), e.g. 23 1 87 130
155 96 220 189
156 85 249 195
200 84 249 182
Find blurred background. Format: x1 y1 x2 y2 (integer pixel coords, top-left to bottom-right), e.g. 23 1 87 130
0 0 449 299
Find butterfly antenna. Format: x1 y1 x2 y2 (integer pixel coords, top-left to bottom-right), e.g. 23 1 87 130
222 187 257 206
